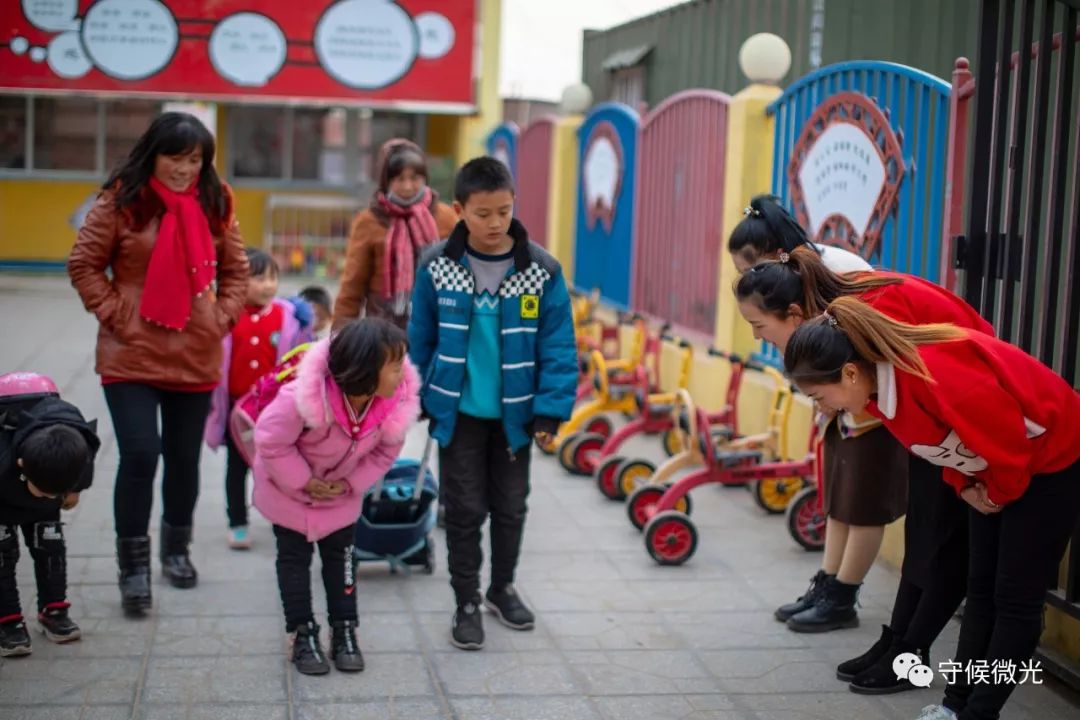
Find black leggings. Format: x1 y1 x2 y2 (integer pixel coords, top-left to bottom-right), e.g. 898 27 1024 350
104 383 212 538
0 517 67 619
889 574 967 654
943 460 1080 720
273 524 357 632
224 429 250 528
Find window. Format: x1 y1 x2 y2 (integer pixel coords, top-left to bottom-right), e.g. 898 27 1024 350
0 98 27 170
230 106 285 179
228 105 422 190
611 67 645 108
32 97 97 172
105 99 162 173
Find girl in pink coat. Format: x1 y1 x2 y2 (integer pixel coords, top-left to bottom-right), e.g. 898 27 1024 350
253 318 419 676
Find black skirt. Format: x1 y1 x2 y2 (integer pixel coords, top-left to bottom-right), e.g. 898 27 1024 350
900 456 970 589
822 420 909 526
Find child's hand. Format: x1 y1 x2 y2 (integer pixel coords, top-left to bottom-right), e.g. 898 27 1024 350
534 430 553 446
61 492 80 510
960 483 1002 514
304 478 340 502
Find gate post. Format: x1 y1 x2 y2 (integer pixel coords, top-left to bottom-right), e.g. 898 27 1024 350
713 84 783 356
547 114 585 280
941 58 975 293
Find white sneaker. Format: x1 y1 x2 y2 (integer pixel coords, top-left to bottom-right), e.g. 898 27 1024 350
228 526 252 550
916 706 957 720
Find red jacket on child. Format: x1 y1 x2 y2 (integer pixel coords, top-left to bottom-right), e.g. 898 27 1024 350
865 331 1080 506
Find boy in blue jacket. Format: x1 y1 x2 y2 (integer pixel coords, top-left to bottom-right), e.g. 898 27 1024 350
409 157 577 650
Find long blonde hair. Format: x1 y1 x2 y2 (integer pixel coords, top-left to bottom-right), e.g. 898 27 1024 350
784 296 967 383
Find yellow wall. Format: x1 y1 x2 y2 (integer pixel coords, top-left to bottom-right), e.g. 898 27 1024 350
546 115 583 276
0 180 99 263
714 84 783 357
455 0 504 162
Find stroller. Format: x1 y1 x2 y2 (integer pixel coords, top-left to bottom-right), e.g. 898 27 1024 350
353 437 439 574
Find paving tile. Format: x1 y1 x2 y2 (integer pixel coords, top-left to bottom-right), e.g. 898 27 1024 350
450 696 601 720
152 615 285 656
0 657 140 705
296 699 446 720
136 705 290 720
567 649 721 695
141 655 287 704
429 651 581 695
292 652 432 701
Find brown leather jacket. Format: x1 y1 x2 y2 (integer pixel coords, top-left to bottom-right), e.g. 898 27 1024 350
68 185 249 386
332 201 458 330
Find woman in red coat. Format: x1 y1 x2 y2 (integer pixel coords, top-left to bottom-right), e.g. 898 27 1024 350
784 296 1080 720
69 112 249 615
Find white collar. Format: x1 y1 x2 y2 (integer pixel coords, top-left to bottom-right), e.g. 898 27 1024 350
875 362 898 419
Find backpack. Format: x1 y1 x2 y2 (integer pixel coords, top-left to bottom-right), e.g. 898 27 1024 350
228 344 311 466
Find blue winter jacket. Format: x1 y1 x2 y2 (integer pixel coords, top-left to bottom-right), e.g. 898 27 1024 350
408 219 578 451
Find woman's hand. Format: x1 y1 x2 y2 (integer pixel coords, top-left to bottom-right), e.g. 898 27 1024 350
960 483 1003 514
61 492 80 510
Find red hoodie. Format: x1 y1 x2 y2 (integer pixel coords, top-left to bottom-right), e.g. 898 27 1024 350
865 332 1080 506
857 272 995 334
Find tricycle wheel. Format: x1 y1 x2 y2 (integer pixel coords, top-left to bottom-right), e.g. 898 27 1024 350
615 458 657 498
570 432 605 476
661 427 682 457
557 433 583 473
644 511 698 566
595 455 625 500
752 476 807 514
786 486 825 552
584 415 614 438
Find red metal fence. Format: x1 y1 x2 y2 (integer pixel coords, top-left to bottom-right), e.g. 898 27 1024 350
514 116 557 248
631 90 731 336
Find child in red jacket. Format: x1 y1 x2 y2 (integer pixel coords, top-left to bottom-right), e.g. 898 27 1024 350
783 296 1080 720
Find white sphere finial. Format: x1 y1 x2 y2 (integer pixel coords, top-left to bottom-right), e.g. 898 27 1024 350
738 33 792 85
560 83 594 115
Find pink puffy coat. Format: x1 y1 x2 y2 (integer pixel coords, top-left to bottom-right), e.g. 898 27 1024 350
252 338 420 541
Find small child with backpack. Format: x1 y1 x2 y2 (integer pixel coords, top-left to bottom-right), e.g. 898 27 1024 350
252 318 419 675
204 247 311 550
0 373 100 657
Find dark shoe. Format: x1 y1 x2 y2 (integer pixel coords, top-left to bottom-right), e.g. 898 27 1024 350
787 577 860 633
837 624 894 681
451 597 484 650
484 584 535 630
0 618 32 657
38 605 81 643
117 536 153 614
291 621 330 675
160 522 198 589
330 620 365 672
775 570 832 622
850 639 928 695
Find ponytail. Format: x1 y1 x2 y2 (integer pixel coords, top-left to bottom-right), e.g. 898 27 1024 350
735 245 901 319
728 195 816 265
784 296 967 384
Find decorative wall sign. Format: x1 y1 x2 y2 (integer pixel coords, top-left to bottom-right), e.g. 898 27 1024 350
485 122 520 179
581 121 624 234
1 0 475 111
787 91 906 259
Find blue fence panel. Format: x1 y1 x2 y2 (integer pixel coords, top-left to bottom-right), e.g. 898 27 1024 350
485 122 520 179
755 60 953 368
573 103 640 308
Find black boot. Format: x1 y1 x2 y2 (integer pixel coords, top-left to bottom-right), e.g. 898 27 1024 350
787 577 860 633
850 638 928 695
116 537 152 615
291 621 330 675
775 570 832 622
160 522 198 589
837 624 894 681
330 619 365 672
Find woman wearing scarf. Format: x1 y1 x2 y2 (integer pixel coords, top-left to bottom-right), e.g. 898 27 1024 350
68 112 249 616
334 139 458 330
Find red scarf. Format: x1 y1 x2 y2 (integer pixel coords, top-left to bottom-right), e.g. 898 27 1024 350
142 177 218 331
376 187 440 302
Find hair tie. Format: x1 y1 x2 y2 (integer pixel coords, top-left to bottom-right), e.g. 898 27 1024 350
743 205 762 218
822 311 839 328
778 251 791 264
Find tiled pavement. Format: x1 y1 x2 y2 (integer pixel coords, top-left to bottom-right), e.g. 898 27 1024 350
2 274 1079 719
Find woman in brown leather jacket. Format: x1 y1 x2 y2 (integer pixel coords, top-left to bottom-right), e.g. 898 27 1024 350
68 112 249 615
333 139 458 330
